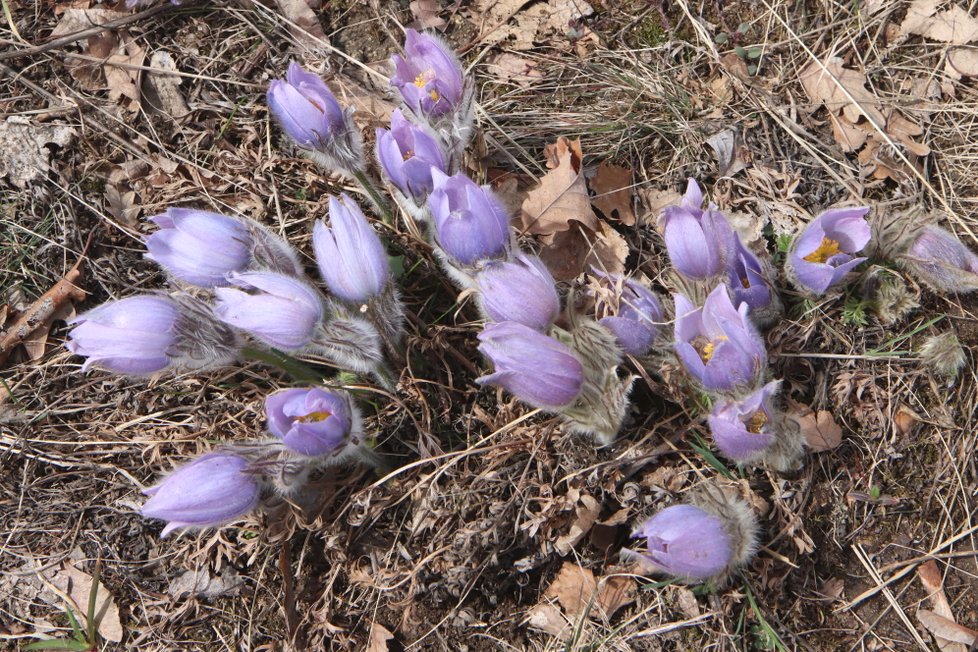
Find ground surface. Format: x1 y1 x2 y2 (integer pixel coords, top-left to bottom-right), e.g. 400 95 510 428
2 0 978 650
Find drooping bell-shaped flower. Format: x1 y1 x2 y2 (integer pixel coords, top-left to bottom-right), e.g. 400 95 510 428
145 209 252 287
375 109 447 203
631 505 733 581
595 274 663 357
898 224 978 293
707 381 780 463
476 321 583 410
313 194 390 304
390 29 465 119
477 254 559 331
787 207 871 295
267 62 364 174
265 387 357 458
214 272 324 350
674 284 767 394
428 169 510 266
141 453 260 537
67 295 239 375
660 179 737 279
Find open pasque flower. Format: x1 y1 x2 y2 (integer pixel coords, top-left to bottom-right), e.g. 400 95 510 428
141 453 260 537
707 381 780 464
215 272 324 350
265 387 357 458
390 29 465 119
477 321 583 410
595 274 663 357
674 284 766 394
787 207 871 294
375 109 447 203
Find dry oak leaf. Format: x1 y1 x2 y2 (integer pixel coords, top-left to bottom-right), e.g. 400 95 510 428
918 560 968 652
0 117 76 189
366 622 397 652
39 562 123 643
590 161 635 225
105 34 146 112
473 0 594 50
946 47 978 78
487 52 543 86
918 610 978 646
900 0 978 45
521 137 597 236
554 494 600 555
542 562 636 621
798 57 886 126
409 0 446 30
274 0 327 49
788 402 843 452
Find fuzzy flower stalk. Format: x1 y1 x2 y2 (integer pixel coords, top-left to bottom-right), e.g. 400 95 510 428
623 483 758 584
786 206 871 295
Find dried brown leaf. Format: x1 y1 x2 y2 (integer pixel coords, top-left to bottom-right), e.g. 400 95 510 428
473 0 594 50
590 161 635 225
635 187 682 226
798 57 885 125
554 494 600 555
901 1 978 45
595 575 636 620
789 404 843 452
105 34 145 112
366 622 396 652
409 0 446 30
274 0 327 49
946 47 978 78
543 562 597 616
918 609 978 646
829 113 871 153
525 603 571 639
43 563 123 642
0 117 76 188
142 51 190 119
168 568 244 601
887 112 930 156
917 560 967 652
49 7 126 40
521 139 597 236
487 52 543 86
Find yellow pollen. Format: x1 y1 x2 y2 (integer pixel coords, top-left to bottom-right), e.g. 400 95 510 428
695 335 728 363
740 275 751 289
295 410 332 423
413 69 435 88
803 237 842 264
428 89 440 102
402 148 415 161
746 411 767 434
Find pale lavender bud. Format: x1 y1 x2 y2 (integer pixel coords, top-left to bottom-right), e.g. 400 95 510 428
595 274 663 356
214 272 324 350
707 381 780 462
428 169 510 266
267 63 364 174
476 321 583 410
145 209 252 287
375 109 447 202
477 254 559 331
313 195 390 304
141 453 260 537
390 29 465 119
674 284 766 393
265 388 356 457
631 505 733 581
728 238 773 313
787 207 871 294
899 224 978 293
67 295 239 375
660 179 737 279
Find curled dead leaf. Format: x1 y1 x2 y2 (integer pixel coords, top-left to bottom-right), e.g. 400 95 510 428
589 161 635 225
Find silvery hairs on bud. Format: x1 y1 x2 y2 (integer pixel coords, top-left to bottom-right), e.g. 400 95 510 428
687 482 759 585
247 221 305 278
304 113 367 178
918 332 967 379
170 294 243 369
309 316 393 389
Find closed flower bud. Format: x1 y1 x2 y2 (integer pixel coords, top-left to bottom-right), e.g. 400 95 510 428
477 321 583 410
141 453 260 537
477 254 559 331
595 274 663 356
626 484 757 583
375 109 447 203
67 295 239 375
313 194 390 304
898 224 978 293
674 284 767 394
144 209 252 287
215 272 324 350
390 29 465 119
707 381 781 464
428 169 510 266
660 179 737 279
267 62 364 174
918 331 967 378
787 207 871 295
728 238 774 314
265 387 359 458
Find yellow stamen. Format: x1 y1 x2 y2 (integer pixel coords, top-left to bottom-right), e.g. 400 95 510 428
428 89 440 102
413 69 435 88
746 411 767 434
295 410 332 423
803 237 842 264
402 149 415 161
694 335 728 363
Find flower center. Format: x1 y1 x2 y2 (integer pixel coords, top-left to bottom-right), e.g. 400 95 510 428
746 410 767 434
402 148 415 161
295 410 332 423
694 335 728 363
803 237 842 264
413 69 435 88
740 275 751 288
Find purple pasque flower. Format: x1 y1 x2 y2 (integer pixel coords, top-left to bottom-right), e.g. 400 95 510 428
674 284 767 393
67 295 181 374
267 62 346 152
375 109 447 202
428 169 510 266
631 504 733 581
141 453 260 537
788 207 871 294
477 254 559 331
476 321 583 410
214 272 323 350
901 224 978 293
660 179 737 279
313 194 390 304
707 381 780 463
390 29 464 119
265 387 354 457
595 274 663 357
145 208 252 287
728 237 772 312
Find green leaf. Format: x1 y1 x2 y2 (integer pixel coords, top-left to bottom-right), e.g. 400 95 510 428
715 32 729 44
735 45 747 59
388 253 406 280
86 560 101 642
64 608 83 641
24 639 91 651
747 46 764 59
689 433 735 480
